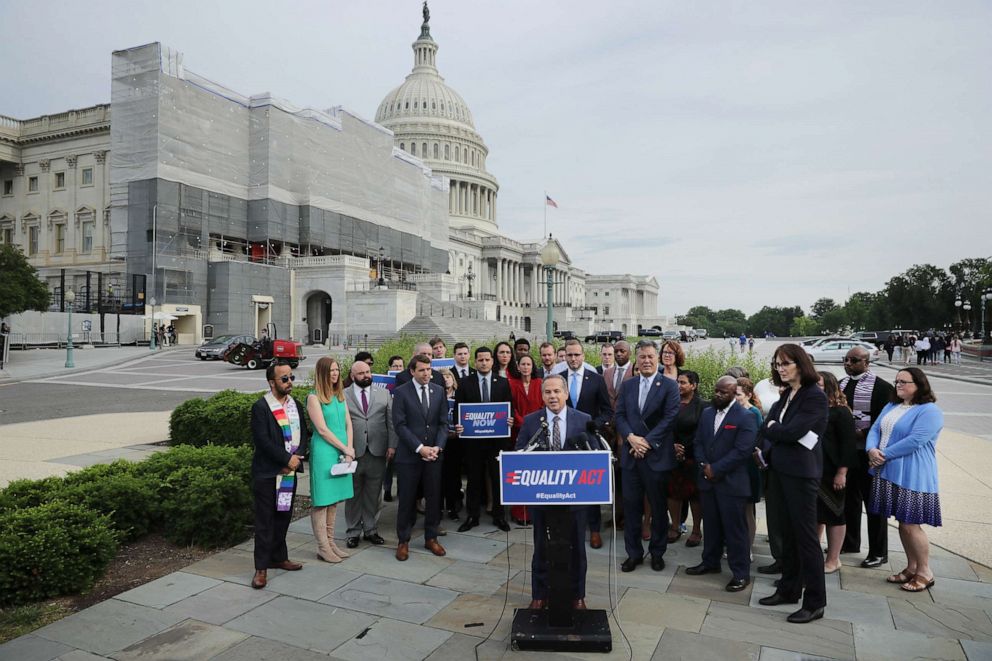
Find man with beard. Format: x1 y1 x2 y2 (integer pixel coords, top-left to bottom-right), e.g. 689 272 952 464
839 346 895 568
344 360 397 548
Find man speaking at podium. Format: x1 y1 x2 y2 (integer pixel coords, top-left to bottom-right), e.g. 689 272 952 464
515 374 593 610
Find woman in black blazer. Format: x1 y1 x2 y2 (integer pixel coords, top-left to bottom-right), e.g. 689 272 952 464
816 371 857 574
757 344 829 624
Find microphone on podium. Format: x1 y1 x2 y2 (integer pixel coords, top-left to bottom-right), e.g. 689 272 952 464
585 421 613 453
521 418 549 452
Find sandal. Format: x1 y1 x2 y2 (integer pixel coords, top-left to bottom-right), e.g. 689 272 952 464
886 569 914 584
901 575 935 592
667 527 682 543
685 533 702 548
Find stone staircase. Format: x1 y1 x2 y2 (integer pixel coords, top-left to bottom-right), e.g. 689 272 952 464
399 294 525 345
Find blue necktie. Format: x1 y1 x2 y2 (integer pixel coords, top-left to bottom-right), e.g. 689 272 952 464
569 372 579 407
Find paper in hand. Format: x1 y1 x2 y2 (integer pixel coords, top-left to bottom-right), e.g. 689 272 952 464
798 431 819 451
330 461 358 476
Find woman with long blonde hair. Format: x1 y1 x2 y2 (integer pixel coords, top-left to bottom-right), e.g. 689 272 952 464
306 357 355 563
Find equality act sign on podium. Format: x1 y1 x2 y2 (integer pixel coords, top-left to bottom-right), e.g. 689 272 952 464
499 451 613 506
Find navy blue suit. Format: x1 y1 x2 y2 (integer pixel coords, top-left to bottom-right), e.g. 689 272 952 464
516 408 592 601
694 402 758 580
392 379 449 544
615 371 680 561
564 368 612 534
456 372 513 522
760 383 829 611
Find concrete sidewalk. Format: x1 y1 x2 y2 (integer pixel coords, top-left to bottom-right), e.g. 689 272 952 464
0 345 188 384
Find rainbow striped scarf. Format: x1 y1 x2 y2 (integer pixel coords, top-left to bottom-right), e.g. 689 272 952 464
265 392 301 512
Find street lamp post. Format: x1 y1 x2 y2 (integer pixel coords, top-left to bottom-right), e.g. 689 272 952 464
981 288 992 361
465 261 475 299
963 300 973 336
149 297 158 350
65 289 76 368
377 245 386 288
540 236 561 342
954 293 962 333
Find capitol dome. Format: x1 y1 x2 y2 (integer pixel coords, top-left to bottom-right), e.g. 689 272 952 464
375 3 500 235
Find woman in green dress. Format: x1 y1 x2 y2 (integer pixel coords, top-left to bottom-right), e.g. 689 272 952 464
306 356 355 562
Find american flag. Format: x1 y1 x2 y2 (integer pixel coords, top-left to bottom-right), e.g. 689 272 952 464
545 195 558 208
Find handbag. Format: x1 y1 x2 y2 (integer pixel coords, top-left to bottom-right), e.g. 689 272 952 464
817 480 845 517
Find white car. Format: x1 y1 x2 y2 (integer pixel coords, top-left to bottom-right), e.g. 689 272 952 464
804 340 879 363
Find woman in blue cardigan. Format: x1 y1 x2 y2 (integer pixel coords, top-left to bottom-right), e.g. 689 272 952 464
866 367 943 593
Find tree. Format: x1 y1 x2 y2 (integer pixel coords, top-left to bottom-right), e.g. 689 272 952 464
810 298 839 319
790 316 819 337
0 244 50 318
881 264 954 330
746 306 804 337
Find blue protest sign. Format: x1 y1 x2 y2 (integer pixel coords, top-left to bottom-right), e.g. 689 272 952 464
499 451 613 505
371 373 396 393
458 402 511 439
431 357 455 370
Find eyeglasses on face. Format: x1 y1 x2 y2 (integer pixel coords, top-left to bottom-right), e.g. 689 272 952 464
843 357 864 364
771 361 795 370
661 351 676 357
894 379 915 386
277 374 296 384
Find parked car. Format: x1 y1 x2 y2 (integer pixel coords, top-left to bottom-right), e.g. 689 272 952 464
686 329 697 342
801 335 855 348
592 330 624 343
853 331 890 347
804 340 880 363
195 334 254 360
662 330 679 341
694 328 708 339
679 330 689 342
639 328 662 337
553 330 576 340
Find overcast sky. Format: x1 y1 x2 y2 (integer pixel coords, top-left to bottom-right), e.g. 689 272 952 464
3 1 989 315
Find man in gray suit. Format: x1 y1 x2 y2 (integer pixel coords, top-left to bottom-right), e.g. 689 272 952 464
344 359 397 548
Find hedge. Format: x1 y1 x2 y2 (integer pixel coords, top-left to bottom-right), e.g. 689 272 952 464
0 444 255 606
169 387 314 447
0 502 119 607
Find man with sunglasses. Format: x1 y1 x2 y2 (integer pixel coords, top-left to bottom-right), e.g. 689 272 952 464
838 346 894 568
249 361 310 589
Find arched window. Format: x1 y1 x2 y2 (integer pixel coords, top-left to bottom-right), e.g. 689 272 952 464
433 143 439 159
410 143 416 156
422 142 427 156
432 101 436 110
444 144 450 160
454 146 459 162
471 151 475 166
400 142 405 151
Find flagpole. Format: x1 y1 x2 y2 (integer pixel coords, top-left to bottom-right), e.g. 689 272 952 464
543 190 548 238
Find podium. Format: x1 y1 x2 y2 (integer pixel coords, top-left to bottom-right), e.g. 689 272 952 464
499 450 613 653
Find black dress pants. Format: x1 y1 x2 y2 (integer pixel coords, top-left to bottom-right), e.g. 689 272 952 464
253 476 295 570
466 442 506 522
769 471 826 611
843 450 888 557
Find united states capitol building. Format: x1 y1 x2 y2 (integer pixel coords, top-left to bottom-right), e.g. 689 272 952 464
0 6 661 345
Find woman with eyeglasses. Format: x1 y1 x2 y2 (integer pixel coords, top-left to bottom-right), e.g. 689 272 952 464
756 344 829 624
866 367 943 592
659 340 683 381
306 356 355 563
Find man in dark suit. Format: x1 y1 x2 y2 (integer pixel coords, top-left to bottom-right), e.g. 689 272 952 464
391 354 449 561
686 376 758 592
615 340 680 572
454 346 514 532
602 340 635 526
535 341 557 380
516 374 593 610
395 342 446 389
597 343 614 375
562 338 612 548
444 341 474 520
451 342 475 383
344 359 397 548
249 361 310 589
839 346 895 568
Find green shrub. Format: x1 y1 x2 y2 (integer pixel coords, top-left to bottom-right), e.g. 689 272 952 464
158 466 253 548
684 347 772 400
135 444 252 485
0 476 65 514
169 397 209 446
60 460 135 488
59 472 156 541
0 502 119 607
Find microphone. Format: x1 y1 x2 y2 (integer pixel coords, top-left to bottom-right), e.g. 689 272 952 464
586 421 613 453
521 418 549 452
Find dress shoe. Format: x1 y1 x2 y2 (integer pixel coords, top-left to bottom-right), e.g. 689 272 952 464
651 556 666 572
395 542 409 561
726 578 750 592
759 593 799 607
425 539 447 556
346 536 360 549
757 560 783 574
383 491 393 502
364 532 386 545
590 532 603 549
685 563 721 576
528 599 547 609
269 560 303 571
572 598 587 610
787 606 824 624
860 555 887 568
493 518 511 532
621 557 643 573
457 517 479 533
250 570 267 589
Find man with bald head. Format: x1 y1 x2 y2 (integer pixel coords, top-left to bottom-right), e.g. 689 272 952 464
685 376 758 591
395 341 446 389
344 359 397 548
838 346 894 568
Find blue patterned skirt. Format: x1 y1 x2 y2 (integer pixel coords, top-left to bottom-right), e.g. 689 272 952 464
869 476 942 526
